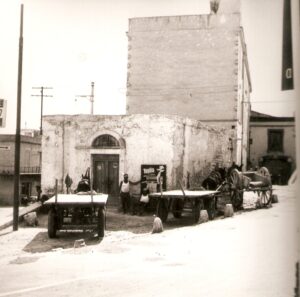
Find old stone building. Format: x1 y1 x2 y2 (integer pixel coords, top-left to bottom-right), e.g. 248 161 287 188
42 114 231 201
126 0 251 169
41 0 251 202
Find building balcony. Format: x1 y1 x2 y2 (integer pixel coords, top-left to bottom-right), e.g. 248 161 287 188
0 166 41 176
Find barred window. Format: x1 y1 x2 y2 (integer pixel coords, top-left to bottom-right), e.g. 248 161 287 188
92 134 119 148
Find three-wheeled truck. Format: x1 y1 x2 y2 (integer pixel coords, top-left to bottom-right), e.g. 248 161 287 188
44 192 108 238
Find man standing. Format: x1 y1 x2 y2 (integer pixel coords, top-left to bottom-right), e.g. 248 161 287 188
119 173 130 214
119 173 142 214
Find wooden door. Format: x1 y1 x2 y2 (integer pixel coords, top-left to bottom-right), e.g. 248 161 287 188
93 154 119 196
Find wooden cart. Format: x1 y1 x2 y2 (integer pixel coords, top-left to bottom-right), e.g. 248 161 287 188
149 189 219 223
225 166 273 210
44 193 108 238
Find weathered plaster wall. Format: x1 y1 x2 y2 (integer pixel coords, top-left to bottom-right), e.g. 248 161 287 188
42 114 231 195
126 14 241 122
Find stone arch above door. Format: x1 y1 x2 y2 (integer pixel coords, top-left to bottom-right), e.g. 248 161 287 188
89 130 126 149
89 130 126 193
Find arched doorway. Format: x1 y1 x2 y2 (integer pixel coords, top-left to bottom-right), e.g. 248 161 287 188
91 134 121 200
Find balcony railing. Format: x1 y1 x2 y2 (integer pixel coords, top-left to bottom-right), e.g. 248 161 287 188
0 166 41 175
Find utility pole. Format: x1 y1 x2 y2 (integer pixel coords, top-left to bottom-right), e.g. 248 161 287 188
31 87 53 135
75 82 95 115
13 4 24 231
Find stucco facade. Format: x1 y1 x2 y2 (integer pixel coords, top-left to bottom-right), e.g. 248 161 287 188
249 111 296 184
0 134 41 205
42 114 231 198
126 0 251 169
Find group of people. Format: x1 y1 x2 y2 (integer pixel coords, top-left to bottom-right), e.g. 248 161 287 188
119 173 150 215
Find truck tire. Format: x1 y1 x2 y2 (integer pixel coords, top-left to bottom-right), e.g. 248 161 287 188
97 208 105 238
48 208 57 238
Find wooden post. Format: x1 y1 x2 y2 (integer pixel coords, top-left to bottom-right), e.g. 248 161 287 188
55 179 58 205
13 4 24 231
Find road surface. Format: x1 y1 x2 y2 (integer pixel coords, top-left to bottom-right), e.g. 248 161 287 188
0 186 298 297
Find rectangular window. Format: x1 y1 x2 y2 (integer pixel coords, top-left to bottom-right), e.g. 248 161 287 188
0 99 3 108
268 129 283 152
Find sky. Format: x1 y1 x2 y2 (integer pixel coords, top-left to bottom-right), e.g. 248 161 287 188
0 0 298 134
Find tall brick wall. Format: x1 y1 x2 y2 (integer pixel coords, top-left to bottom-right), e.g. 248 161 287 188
127 14 241 121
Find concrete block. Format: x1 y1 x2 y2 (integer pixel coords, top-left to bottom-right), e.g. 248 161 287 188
271 194 279 203
199 209 209 223
74 239 86 248
224 204 234 217
152 216 163 233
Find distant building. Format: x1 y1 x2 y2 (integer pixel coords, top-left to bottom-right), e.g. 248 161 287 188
0 134 41 205
248 110 296 184
126 0 251 169
21 128 40 138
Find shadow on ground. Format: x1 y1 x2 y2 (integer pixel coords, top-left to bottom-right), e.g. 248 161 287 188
23 231 102 253
23 205 215 253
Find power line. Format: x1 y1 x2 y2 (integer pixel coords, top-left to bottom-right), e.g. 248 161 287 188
31 86 53 135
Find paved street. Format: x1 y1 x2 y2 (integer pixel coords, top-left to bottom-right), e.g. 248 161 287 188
0 185 298 297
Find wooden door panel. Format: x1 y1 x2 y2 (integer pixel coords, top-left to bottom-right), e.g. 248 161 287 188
108 160 119 196
94 161 107 193
93 154 119 195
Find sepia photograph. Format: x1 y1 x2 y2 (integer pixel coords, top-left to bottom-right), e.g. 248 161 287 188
0 0 299 296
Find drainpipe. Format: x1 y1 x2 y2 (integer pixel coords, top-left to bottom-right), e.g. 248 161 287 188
61 120 65 193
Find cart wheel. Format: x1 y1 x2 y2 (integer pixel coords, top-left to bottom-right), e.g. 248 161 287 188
48 208 57 238
193 201 201 223
258 167 272 185
258 189 272 207
229 169 244 210
157 199 168 223
172 199 184 218
97 208 105 238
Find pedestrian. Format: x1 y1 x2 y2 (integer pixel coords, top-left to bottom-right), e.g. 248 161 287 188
119 174 130 213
